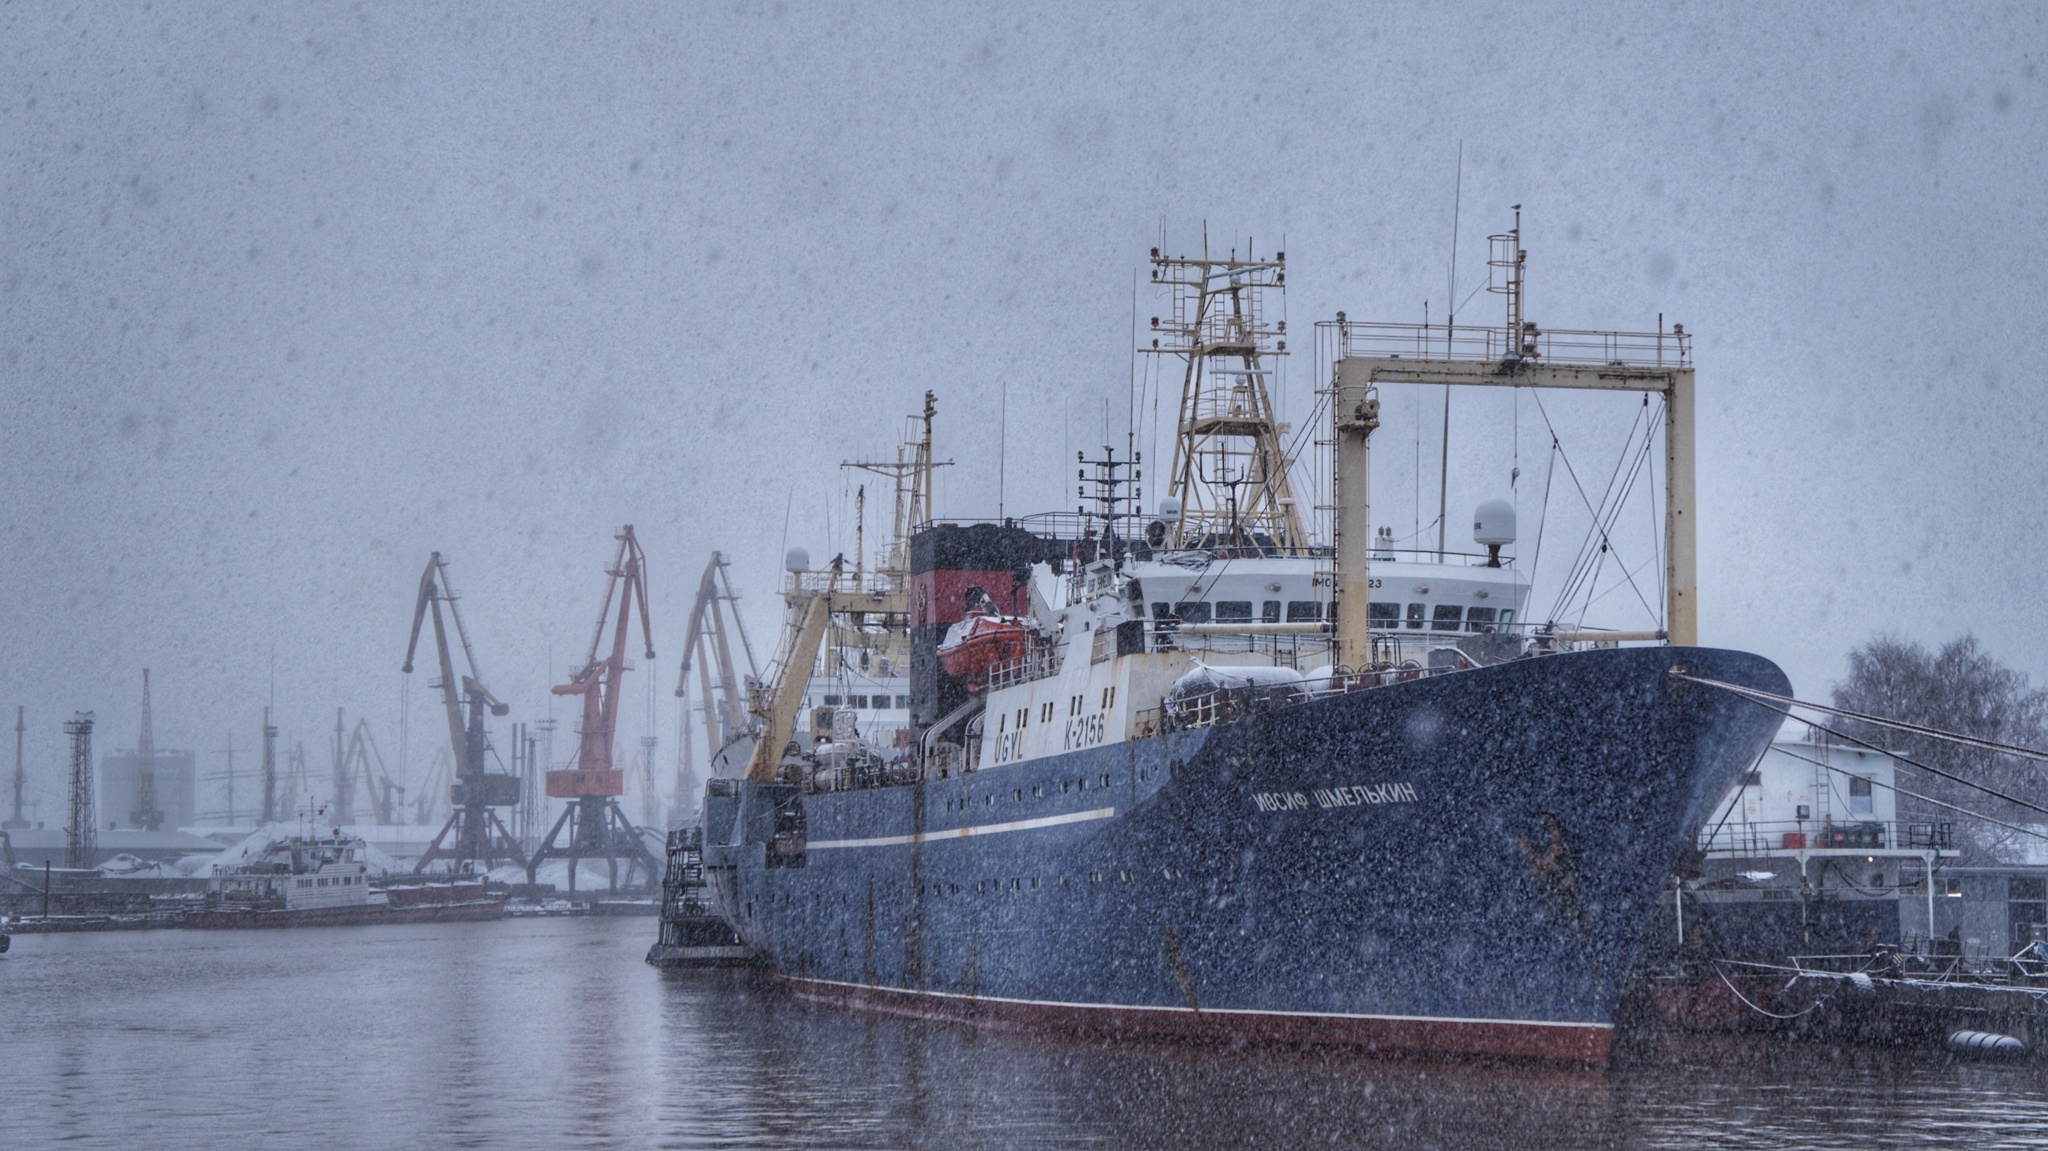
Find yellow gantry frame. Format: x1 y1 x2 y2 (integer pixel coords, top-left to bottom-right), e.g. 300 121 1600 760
1330 354 1696 670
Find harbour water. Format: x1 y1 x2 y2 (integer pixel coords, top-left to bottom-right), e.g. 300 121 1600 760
6 918 2048 1149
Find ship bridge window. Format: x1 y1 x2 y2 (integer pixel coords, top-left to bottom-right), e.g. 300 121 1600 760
1215 601 1253 622
1286 601 1321 622
1849 776 1873 815
1175 602 1211 625
897 695 911 709
847 695 869 709
1466 606 1498 632
822 695 842 706
1262 601 1281 623
1432 605 1463 631
1369 602 1400 625
1406 603 1427 629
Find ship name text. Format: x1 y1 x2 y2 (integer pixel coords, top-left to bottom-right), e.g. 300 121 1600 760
1251 782 1419 812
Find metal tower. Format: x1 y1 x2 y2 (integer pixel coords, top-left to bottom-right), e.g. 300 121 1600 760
131 669 165 831
331 708 351 825
260 707 278 825
529 526 661 894
64 712 95 869
405 552 527 873
1144 242 1308 553
4 706 25 830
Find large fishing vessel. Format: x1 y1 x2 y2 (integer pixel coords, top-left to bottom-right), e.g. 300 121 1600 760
691 225 1788 1061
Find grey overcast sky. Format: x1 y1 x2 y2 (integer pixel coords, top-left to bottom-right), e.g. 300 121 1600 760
2 2 2043 823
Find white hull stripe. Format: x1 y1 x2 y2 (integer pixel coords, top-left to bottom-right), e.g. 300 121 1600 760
807 806 1115 850
786 975 1612 1031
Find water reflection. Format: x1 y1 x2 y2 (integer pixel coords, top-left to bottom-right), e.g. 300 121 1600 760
657 970 1613 1149
5 918 2048 1149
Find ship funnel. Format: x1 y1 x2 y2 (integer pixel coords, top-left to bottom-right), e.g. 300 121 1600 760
1473 498 1515 567
785 547 811 574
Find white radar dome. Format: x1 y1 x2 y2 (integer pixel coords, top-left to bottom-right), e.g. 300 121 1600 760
1157 496 1183 523
1473 499 1516 547
785 547 811 573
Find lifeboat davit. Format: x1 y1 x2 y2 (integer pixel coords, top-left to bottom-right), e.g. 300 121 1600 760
937 614 1036 686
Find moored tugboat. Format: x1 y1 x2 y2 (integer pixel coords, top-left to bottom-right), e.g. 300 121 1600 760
190 832 505 928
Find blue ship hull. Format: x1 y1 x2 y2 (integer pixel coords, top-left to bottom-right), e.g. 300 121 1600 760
701 646 1788 1061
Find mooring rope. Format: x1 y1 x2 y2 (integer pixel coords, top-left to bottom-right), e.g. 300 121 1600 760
1672 673 2048 825
1672 674 2048 767
1714 963 1829 1020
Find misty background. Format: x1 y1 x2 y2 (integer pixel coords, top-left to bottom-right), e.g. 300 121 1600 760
2 3 2042 826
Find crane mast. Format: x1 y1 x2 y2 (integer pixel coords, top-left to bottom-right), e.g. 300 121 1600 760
403 552 526 873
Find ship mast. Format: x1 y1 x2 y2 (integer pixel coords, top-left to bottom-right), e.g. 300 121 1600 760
1144 241 1306 552
843 390 951 581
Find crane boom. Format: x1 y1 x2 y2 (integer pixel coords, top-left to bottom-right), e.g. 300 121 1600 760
530 525 662 893
403 552 525 872
406 556 468 787
744 567 839 783
548 526 654 797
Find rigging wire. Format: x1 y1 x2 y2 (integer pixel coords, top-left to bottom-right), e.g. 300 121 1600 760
1671 675 2048 767
1715 965 1833 1020
1767 738 2048 844
1576 553 1663 613
1555 398 1652 616
1678 674 2048 827
1525 436 1559 593
1533 390 1662 627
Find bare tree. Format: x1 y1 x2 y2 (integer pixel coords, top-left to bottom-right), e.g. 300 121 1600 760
1832 635 2048 861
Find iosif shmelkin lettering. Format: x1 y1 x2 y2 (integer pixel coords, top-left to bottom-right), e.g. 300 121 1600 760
1250 782 1419 812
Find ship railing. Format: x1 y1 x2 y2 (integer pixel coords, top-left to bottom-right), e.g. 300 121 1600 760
1154 663 1465 733
988 644 1063 690
786 569 905 598
1696 819 1955 855
1783 941 2048 984
1327 320 1691 370
806 756 922 794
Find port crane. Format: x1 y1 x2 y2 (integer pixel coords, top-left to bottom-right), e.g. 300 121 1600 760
527 526 661 893
673 552 760 803
335 716 405 825
404 552 527 873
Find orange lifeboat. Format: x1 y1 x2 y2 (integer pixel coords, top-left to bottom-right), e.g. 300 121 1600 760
938 613 1036 686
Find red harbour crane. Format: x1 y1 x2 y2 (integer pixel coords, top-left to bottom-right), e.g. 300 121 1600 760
528 526 662 892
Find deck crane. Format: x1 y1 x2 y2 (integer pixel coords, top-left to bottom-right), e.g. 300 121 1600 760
673 552 761 803
404 552 527 873
527 526 662 893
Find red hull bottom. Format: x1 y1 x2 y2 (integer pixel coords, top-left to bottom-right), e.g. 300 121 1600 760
778 975 1613 1064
